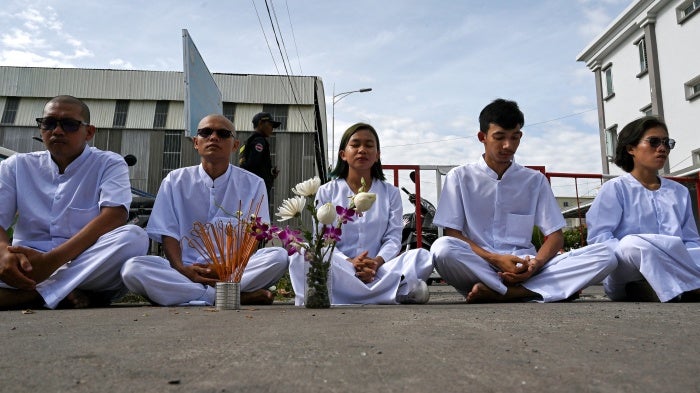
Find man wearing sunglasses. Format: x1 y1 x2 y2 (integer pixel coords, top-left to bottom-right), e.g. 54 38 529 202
0 95 149 309
121 114 288 306
239 112 281 198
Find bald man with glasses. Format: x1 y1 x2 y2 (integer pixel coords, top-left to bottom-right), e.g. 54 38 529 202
121 114 288 306
0 95 149 310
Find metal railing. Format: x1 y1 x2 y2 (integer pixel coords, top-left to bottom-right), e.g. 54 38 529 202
384 164 700 249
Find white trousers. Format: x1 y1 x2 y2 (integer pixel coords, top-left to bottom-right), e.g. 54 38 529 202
289 248 433 306
121 247 289 306
431 237 617 302
605 234 700 302
1 225 150 309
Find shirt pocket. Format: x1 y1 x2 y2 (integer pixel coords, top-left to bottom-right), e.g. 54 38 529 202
504 213 535 247
56 206 100 239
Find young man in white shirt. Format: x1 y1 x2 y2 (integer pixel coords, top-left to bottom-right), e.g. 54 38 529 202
0 95 149 309
431 99 616 303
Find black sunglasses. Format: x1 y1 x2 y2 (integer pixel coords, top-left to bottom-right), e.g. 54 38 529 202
643 137 675 150
196 128 234 139
36 117 88 133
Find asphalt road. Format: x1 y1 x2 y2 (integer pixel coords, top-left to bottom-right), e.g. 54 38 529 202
1 285 698 393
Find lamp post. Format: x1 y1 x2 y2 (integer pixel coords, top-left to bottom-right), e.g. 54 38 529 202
331 87 372 166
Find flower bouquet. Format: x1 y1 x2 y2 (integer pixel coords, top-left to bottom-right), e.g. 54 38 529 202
276 176 377 308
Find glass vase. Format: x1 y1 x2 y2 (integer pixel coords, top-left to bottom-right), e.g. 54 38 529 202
305 254 331 309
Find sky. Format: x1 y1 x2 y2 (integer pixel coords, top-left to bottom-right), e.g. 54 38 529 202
0 0 632 199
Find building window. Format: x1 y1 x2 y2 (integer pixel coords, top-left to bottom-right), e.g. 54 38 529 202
162 131 182 177
223 102 236 123
603 64 614 100
693 148 700 165
605 124 618 161
685 75 700 101
635 37 648 76
563 201 570 207
113 100 129 128
640 103 653 116
678 0 700 23
262 104 288 131
153 100 169 128
1 97 20 125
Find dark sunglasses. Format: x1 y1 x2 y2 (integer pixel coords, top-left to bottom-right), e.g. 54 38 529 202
642 137 675 150
196 128 234 139
36 117 88 132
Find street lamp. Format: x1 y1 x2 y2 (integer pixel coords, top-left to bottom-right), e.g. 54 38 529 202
331 87 372 166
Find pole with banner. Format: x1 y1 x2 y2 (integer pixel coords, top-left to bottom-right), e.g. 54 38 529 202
182 29 223 138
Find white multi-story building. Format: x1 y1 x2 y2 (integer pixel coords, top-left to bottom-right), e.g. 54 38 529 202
0 66 328 210
577 0 700 177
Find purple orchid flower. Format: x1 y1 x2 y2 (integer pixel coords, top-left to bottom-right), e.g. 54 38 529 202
322 226 342 244
335 206 356 224
250 217 275 242
277 226 304 256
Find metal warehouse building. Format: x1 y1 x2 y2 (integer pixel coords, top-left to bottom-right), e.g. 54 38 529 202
0 66 329 209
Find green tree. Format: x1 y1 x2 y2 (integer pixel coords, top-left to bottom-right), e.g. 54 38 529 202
562 226 587 251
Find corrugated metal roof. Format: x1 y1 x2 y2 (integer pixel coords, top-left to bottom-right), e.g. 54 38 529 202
0 66 319 105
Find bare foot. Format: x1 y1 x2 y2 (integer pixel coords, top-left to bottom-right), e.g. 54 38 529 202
466 282 539 303
466 283 502 304
58 290 91 309
241 289 274 305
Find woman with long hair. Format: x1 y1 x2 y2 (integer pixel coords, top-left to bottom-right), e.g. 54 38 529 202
289 123 433 305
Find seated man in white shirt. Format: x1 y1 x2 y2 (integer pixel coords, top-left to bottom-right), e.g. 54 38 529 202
0 95 149 310
121 114 288 306
430 99 616 303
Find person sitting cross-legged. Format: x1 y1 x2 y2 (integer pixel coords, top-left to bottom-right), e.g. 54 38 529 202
431 98 617 303
121 114 288 306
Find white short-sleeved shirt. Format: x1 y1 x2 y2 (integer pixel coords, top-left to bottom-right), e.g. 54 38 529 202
146 164 269 264
586 173 700 248
0 146 131 252
315 179 402 262
433 156 565 256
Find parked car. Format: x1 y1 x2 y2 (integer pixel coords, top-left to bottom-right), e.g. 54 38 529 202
0 146 16 161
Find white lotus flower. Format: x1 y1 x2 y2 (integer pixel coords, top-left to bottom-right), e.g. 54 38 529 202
276 196 306 221
316 202 337 225
352 192 377 213
292 176 321 197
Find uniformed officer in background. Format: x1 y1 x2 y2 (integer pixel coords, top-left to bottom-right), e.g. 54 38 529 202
239 112 280 197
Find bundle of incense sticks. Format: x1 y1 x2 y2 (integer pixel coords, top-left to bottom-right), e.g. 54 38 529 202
185 197 264 283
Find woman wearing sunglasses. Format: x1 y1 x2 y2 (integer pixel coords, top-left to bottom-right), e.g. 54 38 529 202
586 116 700 302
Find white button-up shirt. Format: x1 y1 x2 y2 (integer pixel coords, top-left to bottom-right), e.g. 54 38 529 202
146 164 269 264
433 156 565 256
0 146 131 252
586 173 700 249
315 179 402 262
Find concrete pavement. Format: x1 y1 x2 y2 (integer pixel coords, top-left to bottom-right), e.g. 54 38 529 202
1 285 698 393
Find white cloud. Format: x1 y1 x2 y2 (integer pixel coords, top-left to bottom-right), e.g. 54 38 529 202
109 58 134 69
1 29 37 48
570 95 590 107
576 0 629 38
0 49 71 67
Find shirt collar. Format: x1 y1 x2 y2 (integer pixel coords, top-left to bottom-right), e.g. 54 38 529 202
198 163 232 188
53 144 91 175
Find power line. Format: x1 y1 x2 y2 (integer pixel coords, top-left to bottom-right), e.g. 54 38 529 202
525 108 597 127
251 0 283 76
382 136 476 148
284 0 303 74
